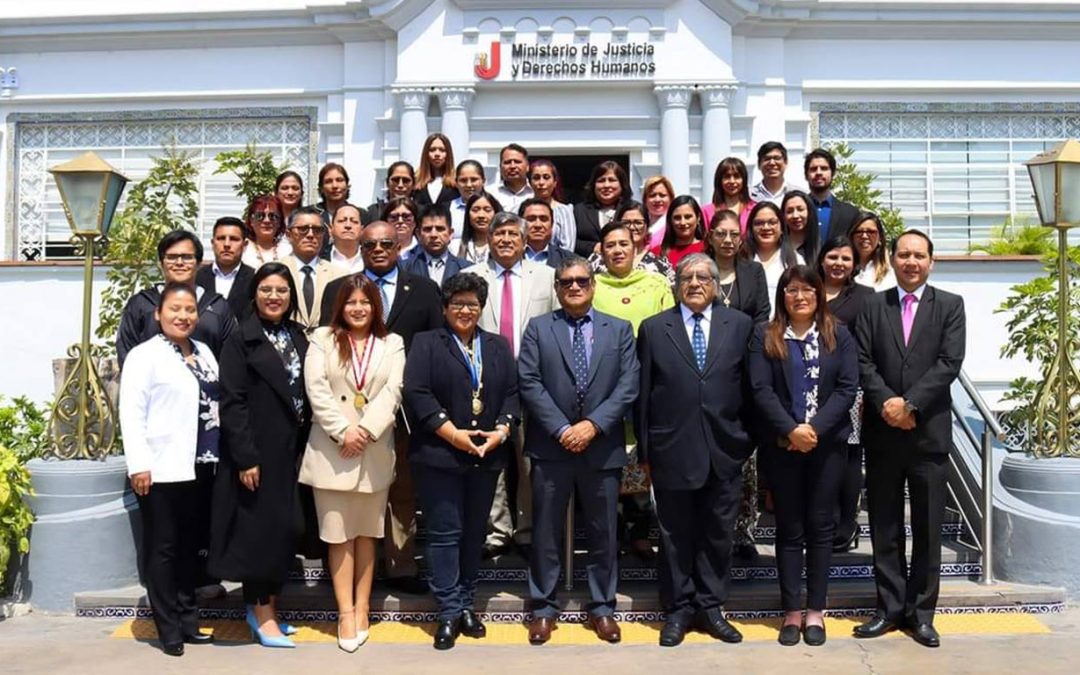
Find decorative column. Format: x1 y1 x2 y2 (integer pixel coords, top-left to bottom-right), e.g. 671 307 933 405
699 84 738 200
439 87 475 159
394 88 430 166
654 85 693 195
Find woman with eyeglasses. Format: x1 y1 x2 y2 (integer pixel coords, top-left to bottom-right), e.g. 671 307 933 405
403 272 519 650
413 133 459 210
365 161 415 225
120 282 219 657
587 201 675 285
701 158 757 236
652 195 707 268
210 262 311 649
848 213 896 291
528 158 577 251
817 236 875 554
300 275 406 652
380 197 420 260
241 194 293 268
274 171 305 227
591 220 673 562
743 201 805 315
457 192 504 265
748 265 857 647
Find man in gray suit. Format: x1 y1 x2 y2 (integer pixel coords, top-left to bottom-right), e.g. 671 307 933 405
517 256 639 645
464 212 559 555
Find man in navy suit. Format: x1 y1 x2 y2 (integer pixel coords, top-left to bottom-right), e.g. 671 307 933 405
636 252 754 647
403 204 469 287
519 198 574 270
518 256 639 645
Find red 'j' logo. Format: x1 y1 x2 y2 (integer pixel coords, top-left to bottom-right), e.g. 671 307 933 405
474 41 500 80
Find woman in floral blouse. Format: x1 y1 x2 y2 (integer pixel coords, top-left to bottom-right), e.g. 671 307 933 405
210 262 311 649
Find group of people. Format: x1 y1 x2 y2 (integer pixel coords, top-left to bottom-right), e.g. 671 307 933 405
117 137 965 656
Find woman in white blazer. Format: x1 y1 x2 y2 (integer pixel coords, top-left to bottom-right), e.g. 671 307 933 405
299 274 405 652
119 283 219 657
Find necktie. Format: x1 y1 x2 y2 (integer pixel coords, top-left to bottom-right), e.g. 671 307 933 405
500 269 515 356
692 313 707 371
902 292 917 346
571 315 590 413
301 265 314 315
376 277 390 321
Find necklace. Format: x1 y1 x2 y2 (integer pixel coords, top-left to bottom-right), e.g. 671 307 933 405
254 241 278 264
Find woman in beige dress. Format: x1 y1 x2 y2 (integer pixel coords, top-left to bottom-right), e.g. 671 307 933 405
300 274 406 653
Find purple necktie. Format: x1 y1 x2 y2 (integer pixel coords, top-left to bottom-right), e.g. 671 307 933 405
500 269 515 356
902 292 917 346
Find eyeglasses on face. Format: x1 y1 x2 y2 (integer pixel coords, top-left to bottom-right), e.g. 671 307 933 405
753 218 780 228
762 154 785 164
678 272 715 285
783 286 816 298
163 253 197 264
252 212 282 222
290 225 325 237
620 218 647 229
556 277 592 289
256 286 290 297
448 301 482 312
713 230 740 241
388 213 415 223
388 176 412 185
361 238 397 251
852 229 879 238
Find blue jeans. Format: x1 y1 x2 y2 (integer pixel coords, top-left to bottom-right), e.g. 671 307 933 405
412 463 500 621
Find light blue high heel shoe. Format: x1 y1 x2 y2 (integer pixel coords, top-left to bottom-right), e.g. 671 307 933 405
245 605 296 648
279 622 299 636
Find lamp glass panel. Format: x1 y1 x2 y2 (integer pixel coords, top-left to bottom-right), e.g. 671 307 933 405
100 173 127 236
1027 163 1056 225
54 172 105 234
1061 164 1080 225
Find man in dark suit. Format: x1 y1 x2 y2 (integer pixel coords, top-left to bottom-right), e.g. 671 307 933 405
402 204 469 287
636 252 754 647
520 198 574 270
196 216 255 318
518 256 639 645
852 230 965 648
322 220 443 595
805 148 860 242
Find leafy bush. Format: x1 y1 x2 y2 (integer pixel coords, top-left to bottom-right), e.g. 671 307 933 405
825 142 905 240
0 445 34 592
0 396 51 462
213 143 286 212
970 217 1056 256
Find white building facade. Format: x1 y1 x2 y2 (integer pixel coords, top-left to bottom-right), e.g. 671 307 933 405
2 0 1078 399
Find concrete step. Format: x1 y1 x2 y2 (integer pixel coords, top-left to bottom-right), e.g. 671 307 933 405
74 577 1065 622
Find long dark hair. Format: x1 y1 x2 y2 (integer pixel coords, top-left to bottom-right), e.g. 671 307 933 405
781 190 821 265
848 212 891 284
816 236 859 287
764 265 837 360
416 133 456 190
328 274 389 364
528 158 566 203
460 191 505 246
710 157 751 207
584 160 632 208
742 201 784 262
660 195 706 256
249 262 299 321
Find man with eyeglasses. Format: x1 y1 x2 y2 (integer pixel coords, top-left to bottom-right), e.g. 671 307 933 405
281 206 349 333
519 198 574 270
324 219 443 596
463 212 559 558
750 141 806 206
402 204 469 287
117 229 237 367
636 253 755 647
518 257 639 645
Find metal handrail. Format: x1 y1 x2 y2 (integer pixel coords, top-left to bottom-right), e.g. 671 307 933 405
954 369 1000 585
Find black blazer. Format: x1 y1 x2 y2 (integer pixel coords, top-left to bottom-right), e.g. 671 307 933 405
402 249 470 286
572 202 611 257
635 303 755 491
116 285 236 367
412 184 460 209
748 323 858 449
727 259 771 325
854 286 965 455
820 198 860 241
828 282 875 326
196 263 255 318
403 328 520 473
320 269 443 352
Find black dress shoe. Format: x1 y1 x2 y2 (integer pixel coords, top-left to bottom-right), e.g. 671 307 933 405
161 642 184 657
182 630 215 645
386 575 429 595
777 624 801 646
803 624 826 646
460 609 486 638
732 543 759 563
910 623 940 648
853 616 900 638
482 542 513 560
659 618 689 647
833 530 859 553
433 617 461 650
695 611 743 643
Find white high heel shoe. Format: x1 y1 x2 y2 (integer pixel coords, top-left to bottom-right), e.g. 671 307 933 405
337 608 361 653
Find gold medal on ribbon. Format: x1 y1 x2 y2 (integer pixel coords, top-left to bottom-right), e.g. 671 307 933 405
471 395 484 415
354 392 367 409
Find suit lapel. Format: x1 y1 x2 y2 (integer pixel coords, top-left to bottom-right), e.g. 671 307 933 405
885 287 906 354
241 317 298 414
518 262 536 334
587 313 609 385
549 313 575 376
702 303 728 375
483 264 501 330
386 270 413 327
905 286 935 356
664 307 699 373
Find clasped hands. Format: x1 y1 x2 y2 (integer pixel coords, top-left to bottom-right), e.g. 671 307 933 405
882 396 916 430
340 425 372 459
786 424 817 453
454 427 504 458
559 420 598 454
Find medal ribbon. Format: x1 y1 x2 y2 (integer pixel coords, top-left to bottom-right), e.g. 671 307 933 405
451 330 483 394
349 334 376 396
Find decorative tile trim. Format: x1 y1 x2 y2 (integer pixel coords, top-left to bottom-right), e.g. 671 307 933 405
811 102 1080 114
8 107 318 127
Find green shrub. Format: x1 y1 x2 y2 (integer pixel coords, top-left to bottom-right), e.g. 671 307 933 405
0 445 34 592
0 396 51 463
970 217 1056 256
213 143 287 212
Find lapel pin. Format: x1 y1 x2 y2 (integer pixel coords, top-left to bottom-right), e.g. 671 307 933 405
403 285 410 291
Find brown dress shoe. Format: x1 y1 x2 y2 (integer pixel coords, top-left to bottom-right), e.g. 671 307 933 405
527 616 555 645
587 615 622 643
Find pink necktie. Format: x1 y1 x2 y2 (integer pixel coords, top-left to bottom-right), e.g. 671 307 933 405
901 293 916 346
500 269 515 356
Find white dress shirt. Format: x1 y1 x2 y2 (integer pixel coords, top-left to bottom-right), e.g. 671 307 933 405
211 261 240 298
330 246 365 273
494 181 535 213
854 260 897 292
898 283 927 322
680 303 713 350
449 197 467 243
426 252 451 286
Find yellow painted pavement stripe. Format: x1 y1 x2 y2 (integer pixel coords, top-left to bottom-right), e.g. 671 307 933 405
111 613 1049 645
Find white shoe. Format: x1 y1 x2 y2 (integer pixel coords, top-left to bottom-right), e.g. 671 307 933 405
338 625 361 653
356 628 370 647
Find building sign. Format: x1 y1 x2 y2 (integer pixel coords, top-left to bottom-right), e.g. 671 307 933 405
474 40 656 81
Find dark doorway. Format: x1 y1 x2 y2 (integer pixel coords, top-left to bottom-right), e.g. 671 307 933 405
541 154 630 205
